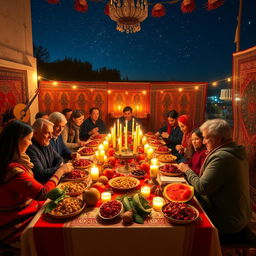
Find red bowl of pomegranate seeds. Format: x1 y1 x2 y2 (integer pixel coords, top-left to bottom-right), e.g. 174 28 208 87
98 200 123 220
63 169 89 182
161 202 199 224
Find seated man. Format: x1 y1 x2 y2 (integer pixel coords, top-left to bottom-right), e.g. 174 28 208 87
62 108 72 121
80 107 108 141
35 111 48 119
119 106 141 132
26 118 72 183
48 112 80 160
176 119 254 243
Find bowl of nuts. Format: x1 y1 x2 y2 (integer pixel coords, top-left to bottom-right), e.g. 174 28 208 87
108 176 140 191
162 202 199 224
99 200 123 220
47 197 85 219
59 182 87 196
130 169 147 179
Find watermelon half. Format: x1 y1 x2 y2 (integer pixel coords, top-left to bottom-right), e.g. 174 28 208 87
163 183 194 203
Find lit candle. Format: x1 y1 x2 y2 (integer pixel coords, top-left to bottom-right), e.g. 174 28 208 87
150 165 158 179
103 155 107 162
101 192 111 203
144 143 149 154
151 158 158 166
90 166 99 181
99 149 105 162
125 120 128 149
141 186 150 198
95 150 99 160
103 140 109 151
133 131 137 154
117 119 120 137
147 147 154 160
132 118 134 139
152 197 164 211
107 133 112 142
98 144 104 151
118 137 122 153
120 123 122 143
138 130 143 145
142 136 147 145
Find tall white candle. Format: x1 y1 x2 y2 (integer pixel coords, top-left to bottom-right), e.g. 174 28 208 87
117 119 120 137
142 136 147 145
133 131 137 154
125 120 128 149
132 118 134 139
147 147 153 160
91 166 99 181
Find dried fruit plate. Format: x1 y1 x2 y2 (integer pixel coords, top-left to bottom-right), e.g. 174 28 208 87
47 197 85 219
63 169 89 182
78 147 95 156
90 134 107 140
85 140 100 147
162 202 199 224
157 154 177 163
149 140 166 148
130 169 147 179
159 165 182 177
154 147 171 154
108 176 140 190
72 159 93 169
58 181 88 196
98 200 123 220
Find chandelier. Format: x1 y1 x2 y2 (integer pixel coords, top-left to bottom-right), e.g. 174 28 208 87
108 0 148 34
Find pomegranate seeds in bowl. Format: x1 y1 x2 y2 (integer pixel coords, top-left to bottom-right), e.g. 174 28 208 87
99 200 123 220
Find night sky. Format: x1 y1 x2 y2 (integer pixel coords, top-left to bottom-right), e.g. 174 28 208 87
31 0 256 82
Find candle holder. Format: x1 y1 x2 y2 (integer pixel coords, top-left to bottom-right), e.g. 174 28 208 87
114 149 137 174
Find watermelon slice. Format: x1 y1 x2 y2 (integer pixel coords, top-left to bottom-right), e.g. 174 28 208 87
163 183 194 203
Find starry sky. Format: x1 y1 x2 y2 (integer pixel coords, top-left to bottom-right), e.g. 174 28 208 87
31 0 256 82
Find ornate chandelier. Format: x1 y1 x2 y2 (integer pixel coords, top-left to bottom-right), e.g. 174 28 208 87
108 0 148 34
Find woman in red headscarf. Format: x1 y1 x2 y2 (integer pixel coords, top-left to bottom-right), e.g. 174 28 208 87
176 114 193 160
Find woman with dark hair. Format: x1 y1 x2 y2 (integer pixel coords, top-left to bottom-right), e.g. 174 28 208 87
155 110 183 152
0 120 71 247
185 128 207 175
175 114 194 160
62 110 86 150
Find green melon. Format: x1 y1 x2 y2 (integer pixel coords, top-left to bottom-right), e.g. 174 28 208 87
163 183 194 203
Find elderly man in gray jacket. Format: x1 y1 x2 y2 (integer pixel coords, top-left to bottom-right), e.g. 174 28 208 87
176 119 254 244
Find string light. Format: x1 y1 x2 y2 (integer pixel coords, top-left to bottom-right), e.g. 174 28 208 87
72 85 77 89
52 81 58 86
178 88 182 92
194 86 199 90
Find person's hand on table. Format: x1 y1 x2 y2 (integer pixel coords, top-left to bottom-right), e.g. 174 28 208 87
173 163 190 173
78 141 86 147
59 162 73 175
90 127 99 135
71 152 80 160
176 145 184 153
155 132 160 136
161 132 169 139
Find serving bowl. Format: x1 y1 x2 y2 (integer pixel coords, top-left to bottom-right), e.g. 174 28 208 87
98 200 123 220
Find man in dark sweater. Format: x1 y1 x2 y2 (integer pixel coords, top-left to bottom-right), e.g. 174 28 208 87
119 106 141 132
26 118 73 183
80 107 108 141
48 112 80 160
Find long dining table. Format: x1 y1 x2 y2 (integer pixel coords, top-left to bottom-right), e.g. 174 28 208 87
21 135 222 256
21 181 222 256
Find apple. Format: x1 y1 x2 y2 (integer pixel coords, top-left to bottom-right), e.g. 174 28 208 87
103 168 115 179
137 153 145 162
140 162 150 173
108 156 117 166
92 182 105 193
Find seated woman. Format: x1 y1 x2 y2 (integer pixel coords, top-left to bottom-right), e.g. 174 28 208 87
62 110 86 151
155 110 183 153
185 128 207 175
0 120 72 247
175 114 193 162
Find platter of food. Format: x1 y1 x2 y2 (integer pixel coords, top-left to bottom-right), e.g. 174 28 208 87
63 169 89 182
159 164 182 177
157 154 177 163
154 146 171 154
47 197 85 219
90 134 107 140
162 202 199 224
59 181 87 196
85 140 100 147
78 147 95 156
109 176 140 190
72 159 93 169
149 139 166 147
98 200 123 220
130 169 147 179
144 132 154 137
